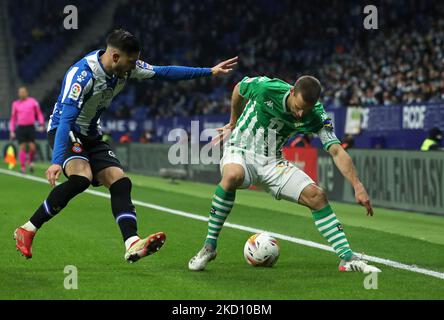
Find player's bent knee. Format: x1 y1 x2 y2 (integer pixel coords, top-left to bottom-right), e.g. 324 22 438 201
68 175 91 193
110 176 131 190
68 170 93 182
97 167 125 189
299 184 328 210
46 175 91 215
222 171 244 190
65 159 93 181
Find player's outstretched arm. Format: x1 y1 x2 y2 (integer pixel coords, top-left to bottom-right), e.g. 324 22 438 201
210 56 239 76
328 144 374 216
130 57 238 81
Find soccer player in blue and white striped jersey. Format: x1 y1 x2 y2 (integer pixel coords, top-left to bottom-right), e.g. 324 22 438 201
14 29 238 263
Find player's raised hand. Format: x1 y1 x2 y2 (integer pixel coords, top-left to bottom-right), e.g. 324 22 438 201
211 56 239 76
211 123 235 146
46 164 62 188
354 182 374 216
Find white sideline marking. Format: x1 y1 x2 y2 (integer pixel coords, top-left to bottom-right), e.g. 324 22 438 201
2 168 444 280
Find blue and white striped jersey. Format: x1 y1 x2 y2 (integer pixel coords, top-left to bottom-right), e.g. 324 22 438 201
48 49 212 165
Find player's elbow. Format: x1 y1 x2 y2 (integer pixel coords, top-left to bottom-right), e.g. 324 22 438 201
328 144 343 157
233 82 241 95
233 82 247 102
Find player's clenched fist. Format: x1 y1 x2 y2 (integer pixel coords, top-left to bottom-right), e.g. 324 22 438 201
46 164 62 188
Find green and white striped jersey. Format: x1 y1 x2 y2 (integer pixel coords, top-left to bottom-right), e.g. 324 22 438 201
229 76 340 156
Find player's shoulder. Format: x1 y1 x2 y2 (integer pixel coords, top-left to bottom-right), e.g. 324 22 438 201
267 77 292 93
311 101 333 128
241 76 276 86
28 97 39 104
312 101 328 117
67 50 98 79
65 58 94 88
240 76 290 94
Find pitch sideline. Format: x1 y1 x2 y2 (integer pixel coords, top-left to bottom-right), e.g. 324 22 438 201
1 168 443 281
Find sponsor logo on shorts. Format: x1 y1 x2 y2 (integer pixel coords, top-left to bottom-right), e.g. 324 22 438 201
108 151 116 158
337 224 344 231
72 143 83 153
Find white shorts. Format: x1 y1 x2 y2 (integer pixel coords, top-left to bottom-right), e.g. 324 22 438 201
220 147 315 202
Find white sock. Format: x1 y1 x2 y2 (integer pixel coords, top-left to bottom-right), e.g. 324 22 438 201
22 221 37 233
125 236 140 251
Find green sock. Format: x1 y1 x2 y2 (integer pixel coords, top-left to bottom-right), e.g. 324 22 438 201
205 185 236 250
312 204 353 261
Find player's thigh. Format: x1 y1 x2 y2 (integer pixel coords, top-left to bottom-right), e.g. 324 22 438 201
65 158 93 181
48 129 92 180
87 141 123 187
261 159 315 203
220 149 252 189
95 166 126 189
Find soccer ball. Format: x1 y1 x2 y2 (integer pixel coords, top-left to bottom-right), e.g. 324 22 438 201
243 233 280 267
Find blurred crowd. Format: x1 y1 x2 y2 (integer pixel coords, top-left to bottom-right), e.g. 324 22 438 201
11 0 444 119
319 2 444 107
9 0 103 82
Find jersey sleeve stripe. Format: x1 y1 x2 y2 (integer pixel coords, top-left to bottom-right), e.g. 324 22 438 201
62 67 79 103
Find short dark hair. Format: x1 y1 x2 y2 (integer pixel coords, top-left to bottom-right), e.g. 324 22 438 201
106 29 140 53
294 76 322 105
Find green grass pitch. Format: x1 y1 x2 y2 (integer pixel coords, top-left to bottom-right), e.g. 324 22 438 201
0 163 443 300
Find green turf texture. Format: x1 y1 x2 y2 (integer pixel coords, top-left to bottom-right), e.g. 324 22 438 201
1 164 443 300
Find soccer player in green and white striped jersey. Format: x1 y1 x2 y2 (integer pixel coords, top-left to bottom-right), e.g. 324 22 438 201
189 75 381 273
